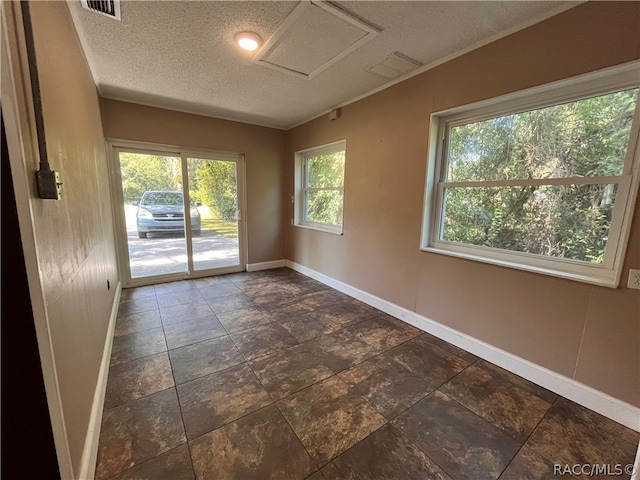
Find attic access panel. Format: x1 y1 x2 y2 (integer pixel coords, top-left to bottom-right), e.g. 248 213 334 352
252 0 380 80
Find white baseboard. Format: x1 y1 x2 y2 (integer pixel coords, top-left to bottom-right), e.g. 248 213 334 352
632 446 640 480
246 260 287 272
78 282 122 480
285 260 640 432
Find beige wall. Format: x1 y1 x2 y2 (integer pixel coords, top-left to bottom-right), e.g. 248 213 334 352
100 99 286 264
6 7 638 477
286 2 640 406
8 1 120 475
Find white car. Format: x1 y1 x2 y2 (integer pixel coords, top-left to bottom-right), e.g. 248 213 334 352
135 190 201 238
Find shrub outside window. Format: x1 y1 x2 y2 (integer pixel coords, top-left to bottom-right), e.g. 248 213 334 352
294 140 346 234
422 65 640 287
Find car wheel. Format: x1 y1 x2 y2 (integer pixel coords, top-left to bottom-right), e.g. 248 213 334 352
138 232 147 239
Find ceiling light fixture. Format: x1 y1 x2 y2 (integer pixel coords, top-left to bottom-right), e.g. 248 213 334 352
235 32 261 51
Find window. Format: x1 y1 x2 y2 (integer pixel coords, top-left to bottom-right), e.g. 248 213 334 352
294 140 346 234
422 65 640 287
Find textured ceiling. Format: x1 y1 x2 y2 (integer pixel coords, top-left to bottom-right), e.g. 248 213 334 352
67 1 579 129
255 1 379 79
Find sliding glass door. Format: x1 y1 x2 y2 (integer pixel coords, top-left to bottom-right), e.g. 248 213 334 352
109 142 246 286
119 151 188 279
188 157 241 271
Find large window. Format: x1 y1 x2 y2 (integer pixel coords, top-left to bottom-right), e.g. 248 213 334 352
422 65 640 287
294 140 346 234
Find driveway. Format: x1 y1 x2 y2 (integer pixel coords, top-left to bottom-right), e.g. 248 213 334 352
123 205 240 278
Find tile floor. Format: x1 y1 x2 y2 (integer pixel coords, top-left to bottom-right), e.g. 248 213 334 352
95 268 639 480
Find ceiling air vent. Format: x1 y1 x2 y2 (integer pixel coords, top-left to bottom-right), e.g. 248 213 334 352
81 0 121 20
365 52 422 79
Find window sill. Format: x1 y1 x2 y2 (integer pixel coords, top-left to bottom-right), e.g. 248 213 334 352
420 246 619 288
294 223 343 236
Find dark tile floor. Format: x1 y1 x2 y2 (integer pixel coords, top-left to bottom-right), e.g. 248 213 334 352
96 268 639 480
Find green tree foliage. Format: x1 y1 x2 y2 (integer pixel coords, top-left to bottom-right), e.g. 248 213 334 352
119 154 240 221
305 151 345 226
119 153 181 201
193 160 238 220
442 88 638 263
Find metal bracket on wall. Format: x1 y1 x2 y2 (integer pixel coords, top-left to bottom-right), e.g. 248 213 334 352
20 1 62 200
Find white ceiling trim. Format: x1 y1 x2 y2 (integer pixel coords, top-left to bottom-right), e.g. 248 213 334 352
251 0 380 80
288 1 585 130
100 94 289 131
72 1 586 131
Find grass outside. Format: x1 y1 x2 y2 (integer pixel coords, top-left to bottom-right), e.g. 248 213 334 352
200 207 238 238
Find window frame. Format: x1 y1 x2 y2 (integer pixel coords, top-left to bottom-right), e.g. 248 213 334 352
294 139 346 235
421 62 640 287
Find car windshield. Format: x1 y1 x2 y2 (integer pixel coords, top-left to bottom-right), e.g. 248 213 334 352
141 192 195 206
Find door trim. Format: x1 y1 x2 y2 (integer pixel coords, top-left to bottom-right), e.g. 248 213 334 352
2 3 74 477
106 138 248 287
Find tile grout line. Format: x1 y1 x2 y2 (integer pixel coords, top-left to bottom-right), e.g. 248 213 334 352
111 269 601 479
168 335 198 480
154 285 233 477
388 408 457 480
272 399 326 474
495 396 560 479
425 391 527 479
233 286 396 472
163 323 226 350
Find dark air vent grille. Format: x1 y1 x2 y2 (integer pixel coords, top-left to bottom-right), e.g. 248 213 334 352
81 0 121 20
